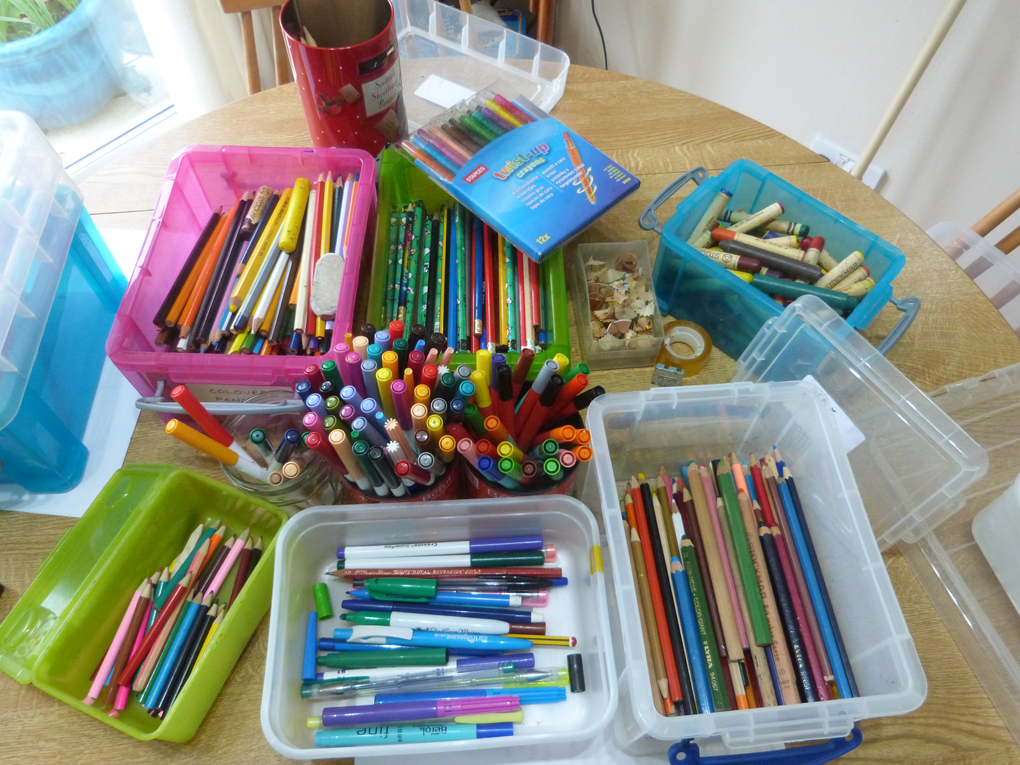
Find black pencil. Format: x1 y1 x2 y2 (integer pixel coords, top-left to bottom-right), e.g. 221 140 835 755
154 209 221 328
157 597 216 712
191 196 252 347
641 481 695 715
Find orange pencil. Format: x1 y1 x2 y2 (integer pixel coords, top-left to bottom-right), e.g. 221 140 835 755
165 215 228 327
177 201 239 339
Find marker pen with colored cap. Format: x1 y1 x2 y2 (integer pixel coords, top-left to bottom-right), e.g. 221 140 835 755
314 722 514 747
331 626 532 651
336 548 554 570
375 686 566 705
342 610 518 635
338 535 543 561
340 599 545 624
308 696 519 728
348 587 545 609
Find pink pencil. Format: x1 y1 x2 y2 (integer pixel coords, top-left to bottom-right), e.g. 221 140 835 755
110 594 154 716
205 528 250 599
84 580 145 705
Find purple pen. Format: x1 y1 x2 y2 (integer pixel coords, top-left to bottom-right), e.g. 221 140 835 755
309 696 520 728
313 652 535 680
338 535 543 560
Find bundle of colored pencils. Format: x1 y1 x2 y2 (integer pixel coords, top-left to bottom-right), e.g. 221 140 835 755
153 171 361 355
623 449 857 716
298 344 603 497
84 521 263 719
380 200 552 353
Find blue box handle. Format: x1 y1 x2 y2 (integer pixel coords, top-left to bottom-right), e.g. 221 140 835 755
637 166 921 355
667 726 862 765
638 167 708 234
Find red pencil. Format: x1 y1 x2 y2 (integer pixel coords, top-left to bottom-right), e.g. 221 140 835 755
516 247 528 349
483 224 496 350
116 573 192 685
305 174 325 343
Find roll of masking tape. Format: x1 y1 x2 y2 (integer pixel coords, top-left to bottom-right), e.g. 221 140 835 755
656 320 712 376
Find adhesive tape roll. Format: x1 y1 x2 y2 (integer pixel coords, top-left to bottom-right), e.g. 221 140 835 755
656 320 712 376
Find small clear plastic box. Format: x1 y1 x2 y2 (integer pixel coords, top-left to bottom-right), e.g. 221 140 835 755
261 496 617 759
568 241 664 371
393 0 569 133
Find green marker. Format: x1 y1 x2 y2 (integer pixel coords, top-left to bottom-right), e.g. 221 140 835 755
463 403 487 438
321 359 342 389
318 647 448 670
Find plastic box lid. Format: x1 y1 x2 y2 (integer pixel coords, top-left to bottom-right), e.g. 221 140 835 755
902 362 1020 748
393 0 569 132
734 296 988 549
0 111 83 430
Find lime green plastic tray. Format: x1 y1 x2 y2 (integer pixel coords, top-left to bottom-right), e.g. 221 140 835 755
0 465 287 742
364 149 570 377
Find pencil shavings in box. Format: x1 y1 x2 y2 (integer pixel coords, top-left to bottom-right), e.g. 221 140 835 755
585 253 660 351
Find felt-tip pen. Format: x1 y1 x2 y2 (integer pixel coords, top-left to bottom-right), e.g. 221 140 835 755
341 610 517 635
338 536 544 560
335 548 555 570
332 627 532 651
314 722 514 747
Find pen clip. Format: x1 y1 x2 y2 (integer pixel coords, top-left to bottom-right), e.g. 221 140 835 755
348 625 414 643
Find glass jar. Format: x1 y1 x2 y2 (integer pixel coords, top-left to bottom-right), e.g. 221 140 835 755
220 391 342 514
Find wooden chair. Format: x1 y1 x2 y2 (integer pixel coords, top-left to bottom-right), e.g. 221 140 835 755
219 0 293 95
459 0 557 45
973 187 1020 254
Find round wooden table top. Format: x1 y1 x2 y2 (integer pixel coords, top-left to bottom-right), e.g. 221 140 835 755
2 65 1020 765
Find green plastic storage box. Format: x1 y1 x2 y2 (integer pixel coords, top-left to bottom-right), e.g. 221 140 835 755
0 465 288 742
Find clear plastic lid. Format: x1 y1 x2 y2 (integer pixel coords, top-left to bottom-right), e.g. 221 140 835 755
0 111 83 430
734 295 988 549
393 0 569 132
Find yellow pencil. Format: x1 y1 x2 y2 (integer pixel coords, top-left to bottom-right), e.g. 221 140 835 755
342 179 359 255
294 177 321 336
228 330 248 354
196 606 225 663
504 635 577 646
230 187 292 310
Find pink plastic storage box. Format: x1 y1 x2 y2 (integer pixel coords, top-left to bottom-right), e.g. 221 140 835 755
107 145 376 401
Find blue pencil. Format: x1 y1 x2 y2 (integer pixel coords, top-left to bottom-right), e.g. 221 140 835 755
473 216 484 343
671 558 713 713
776 474 852 699
143 597 201 708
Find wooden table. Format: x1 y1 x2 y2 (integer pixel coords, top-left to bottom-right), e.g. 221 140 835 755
3 65 1020 764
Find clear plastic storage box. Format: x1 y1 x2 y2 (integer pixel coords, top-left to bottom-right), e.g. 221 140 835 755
0 111 126 492
581 296 991 753
261 496 616 759
393 0 569 133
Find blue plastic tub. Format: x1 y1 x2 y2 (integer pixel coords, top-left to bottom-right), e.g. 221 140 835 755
639 159 917 359
0 0 123 129
0 210 127 492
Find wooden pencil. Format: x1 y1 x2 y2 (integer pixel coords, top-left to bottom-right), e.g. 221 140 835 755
231 186 292 311
625 492 670 702
640 480 694 714
762 456 830 699
630 478 684 707
190 194 250 346
677 484 734 709
228 536 255 608
779 462 859 697
165 214 228 328
687 463 748 709
154 209 221 328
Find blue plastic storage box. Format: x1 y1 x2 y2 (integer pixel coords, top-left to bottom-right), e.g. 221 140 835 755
639 159 914 359
0 112 126 493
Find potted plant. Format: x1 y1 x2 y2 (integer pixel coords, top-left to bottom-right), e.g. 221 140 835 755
0 0 122 129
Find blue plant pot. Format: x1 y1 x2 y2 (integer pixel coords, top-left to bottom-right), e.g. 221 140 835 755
0 0 123 129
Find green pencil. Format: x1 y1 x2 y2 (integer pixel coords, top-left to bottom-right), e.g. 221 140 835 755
404 202 424 337
385 207 400 323
716 464 771 646
456 206 469 350
435 207 447 333
418 213 434 329
505 236 518 351
396 205 411 327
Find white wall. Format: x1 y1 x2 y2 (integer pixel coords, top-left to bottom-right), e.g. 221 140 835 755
555 0 1020 248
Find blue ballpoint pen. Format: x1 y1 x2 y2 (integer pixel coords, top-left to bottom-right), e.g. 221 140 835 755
332 626 532 651
347 588 527 609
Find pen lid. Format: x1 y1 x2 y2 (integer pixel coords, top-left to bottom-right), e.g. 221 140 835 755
477 722 515 738
364 577 438 601
341 611 388 626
